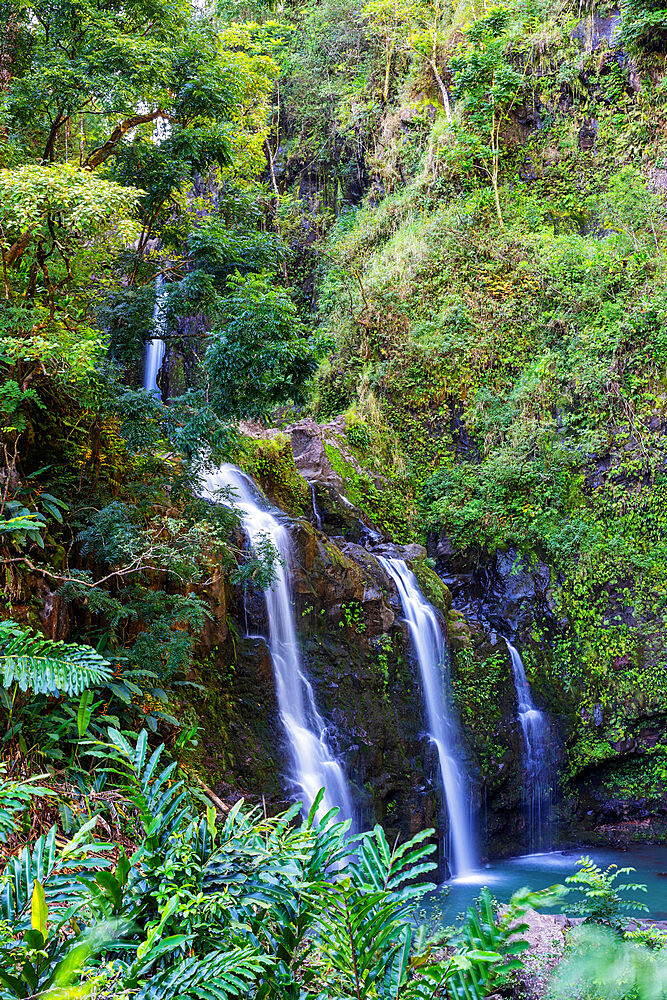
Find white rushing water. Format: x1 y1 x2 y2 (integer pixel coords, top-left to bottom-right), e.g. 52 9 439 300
505 640 552 852
200 463 354 824
379 557 476 876
143 274 166 397
309 482 323 530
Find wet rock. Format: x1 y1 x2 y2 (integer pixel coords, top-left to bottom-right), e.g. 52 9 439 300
481 547 553 637
572 11 622 52
288 418 341 487
375 542 427 562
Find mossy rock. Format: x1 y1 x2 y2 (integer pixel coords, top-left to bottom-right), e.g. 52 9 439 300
411 557 453 615
237 434 311 517
323 440 418 542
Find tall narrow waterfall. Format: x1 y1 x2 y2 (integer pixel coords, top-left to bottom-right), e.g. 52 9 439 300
379 557 475 876
200 463 354 824
505 640 553 852
143 275 166 397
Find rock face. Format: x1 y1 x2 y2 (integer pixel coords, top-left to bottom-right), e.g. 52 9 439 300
198 421 667 861
431 536 555 642
288 418 342 487
187 425 547 864
429 529 667 852
190 444 494 871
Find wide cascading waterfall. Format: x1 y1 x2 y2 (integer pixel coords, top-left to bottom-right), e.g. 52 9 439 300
505 639 553 852
200 463 354 824
379 557 476 876
143 274 166 397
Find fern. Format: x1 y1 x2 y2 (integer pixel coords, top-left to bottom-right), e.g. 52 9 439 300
0 818 113 932
564 856 649 931
0 621 112 697
136 946 273 1000
0 765 52 843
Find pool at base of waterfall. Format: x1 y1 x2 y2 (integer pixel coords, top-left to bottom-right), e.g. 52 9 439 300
426 847 667 923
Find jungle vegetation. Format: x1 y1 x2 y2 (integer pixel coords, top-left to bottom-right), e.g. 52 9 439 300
2 0 667 995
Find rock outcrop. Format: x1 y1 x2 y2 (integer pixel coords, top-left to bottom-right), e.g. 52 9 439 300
187 423 539 864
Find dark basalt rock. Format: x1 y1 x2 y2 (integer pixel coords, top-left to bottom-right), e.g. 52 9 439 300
481 548 553 638
429 536 555 642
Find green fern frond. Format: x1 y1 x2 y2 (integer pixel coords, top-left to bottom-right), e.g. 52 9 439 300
0 765 52 843
0 620 112 696
137 946 273 1000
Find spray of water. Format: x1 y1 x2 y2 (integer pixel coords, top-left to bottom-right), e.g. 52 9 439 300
505 640 553 852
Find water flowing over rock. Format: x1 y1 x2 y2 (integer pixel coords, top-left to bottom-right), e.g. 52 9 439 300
143 274 166 397
506 639 553 852
199 463 354 823
379 556 476 876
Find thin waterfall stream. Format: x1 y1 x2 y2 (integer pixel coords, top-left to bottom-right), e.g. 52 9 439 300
199 463 354 824
143 274 166 397
505 639 553 852
379 557 476 876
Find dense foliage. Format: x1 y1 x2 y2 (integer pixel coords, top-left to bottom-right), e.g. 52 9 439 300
0 730 552 1000
3 0 667 995
0 0 320 746
300 0 667 807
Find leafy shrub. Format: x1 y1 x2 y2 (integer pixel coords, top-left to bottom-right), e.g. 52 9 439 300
564 857 649 934
551 924 667 1000
620 0 667 51
0 729 537 1000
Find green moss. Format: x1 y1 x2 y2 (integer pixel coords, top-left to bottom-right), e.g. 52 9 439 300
323 440 419 542
411 557 452 615
598 744 667 804
182 645 283 796
236 435 310 518
452 646 512 778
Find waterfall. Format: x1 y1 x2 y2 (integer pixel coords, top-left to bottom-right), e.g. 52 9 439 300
143 274 166 397
309 482 322 530
505 640 553 852
200 463 354 824
379 557 476 876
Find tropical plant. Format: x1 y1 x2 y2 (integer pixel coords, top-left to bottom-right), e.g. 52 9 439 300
0 765 51 844
564 856 649 933
0 728 536 1000
451 6 525 225
551 924 667 1000
0 621 112 699
0 819 115 1000
204 272 321 420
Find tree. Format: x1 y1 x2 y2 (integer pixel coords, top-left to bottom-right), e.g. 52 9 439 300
204 272 321 419
451 6 525 226
0 0 278 434
363 0 453 119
